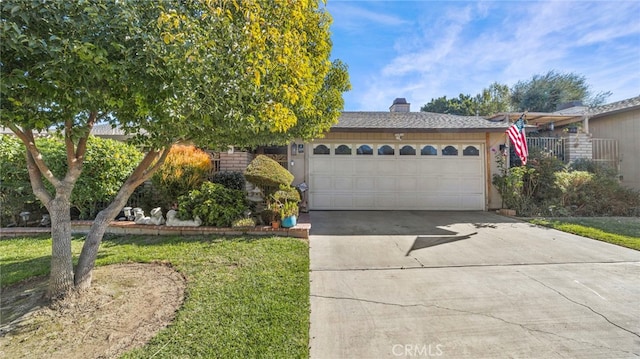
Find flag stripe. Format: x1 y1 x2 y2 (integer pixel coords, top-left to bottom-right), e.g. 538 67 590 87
506 115 528 165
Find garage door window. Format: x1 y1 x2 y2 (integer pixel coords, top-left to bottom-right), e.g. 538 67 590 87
335 144 352 155
357 144 373 155
378 145 394 155
399 145 416 155
420 145 438 156
313 144 330 155
463 145 480 156
442 145 458 156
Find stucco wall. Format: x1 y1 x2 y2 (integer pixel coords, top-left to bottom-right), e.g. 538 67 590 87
588 108 640 190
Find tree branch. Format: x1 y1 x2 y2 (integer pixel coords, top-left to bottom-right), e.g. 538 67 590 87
7 124 61 188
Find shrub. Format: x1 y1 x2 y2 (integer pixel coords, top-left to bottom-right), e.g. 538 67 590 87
211 171 246 191
272 184 301 204
570 158 618 178
244 155 293 197
177 182 248 227
260 208 281 224
231 217 256 228
1 135 143 221
0 135 37 225
152 145 212 209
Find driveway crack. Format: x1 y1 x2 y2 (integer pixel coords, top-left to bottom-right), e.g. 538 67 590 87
521 272 640 339
393 239 424 267
311 294 639 356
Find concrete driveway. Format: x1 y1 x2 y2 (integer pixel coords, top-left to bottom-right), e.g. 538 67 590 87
309 211 640 359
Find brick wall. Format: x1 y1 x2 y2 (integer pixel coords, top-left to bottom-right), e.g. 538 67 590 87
563 133 592 163
219 151 254 172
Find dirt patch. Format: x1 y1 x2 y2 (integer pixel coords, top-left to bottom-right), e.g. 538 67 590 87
0 263 186 358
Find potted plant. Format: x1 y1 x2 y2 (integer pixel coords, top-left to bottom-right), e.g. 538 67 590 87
279 201 298 228
261 207 281 229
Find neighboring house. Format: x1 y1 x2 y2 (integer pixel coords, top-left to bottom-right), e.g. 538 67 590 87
585 96 640 190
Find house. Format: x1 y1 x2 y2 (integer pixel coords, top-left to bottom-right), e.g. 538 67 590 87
584 96 640 191
288 98 511 211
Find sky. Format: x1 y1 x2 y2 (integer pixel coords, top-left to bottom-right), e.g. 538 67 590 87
325 0 640 111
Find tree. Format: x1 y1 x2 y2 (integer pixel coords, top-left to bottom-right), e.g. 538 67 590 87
420 94 476 115
1 0 349 299
510 70 610 112
474 82 511 115
421 82 510 116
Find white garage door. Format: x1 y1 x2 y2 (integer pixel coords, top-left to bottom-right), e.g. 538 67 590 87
309 142 485 210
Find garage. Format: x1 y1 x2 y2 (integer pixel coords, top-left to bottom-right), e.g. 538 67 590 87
308 142 485 210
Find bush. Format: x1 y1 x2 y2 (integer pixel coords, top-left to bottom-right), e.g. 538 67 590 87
0 135 37 225
177 182 248 227
272 184 301 204
152 145 212 209
570 158 618 178
231 217 256 228
211 171 246 191
244 155 293 197
1 135 143 221
555 170 640 216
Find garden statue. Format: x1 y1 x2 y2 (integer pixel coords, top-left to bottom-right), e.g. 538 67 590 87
133 207 165 225
166 209 202 227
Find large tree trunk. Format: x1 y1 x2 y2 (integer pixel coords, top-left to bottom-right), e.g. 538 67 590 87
74 197 128 290
47 194 75 299
74 149 168 290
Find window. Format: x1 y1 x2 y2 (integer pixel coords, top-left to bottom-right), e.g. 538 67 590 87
313 144 330 155
399 145 416 155
463 145 480 156
356 144 373 155
420 145 437 156
378 145 395 155
334 144 352 155
442 145 458 156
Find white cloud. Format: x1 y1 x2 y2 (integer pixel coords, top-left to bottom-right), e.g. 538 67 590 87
334 1 640 110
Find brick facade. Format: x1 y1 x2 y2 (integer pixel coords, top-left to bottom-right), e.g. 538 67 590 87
563 133 592 163
219 151 254 172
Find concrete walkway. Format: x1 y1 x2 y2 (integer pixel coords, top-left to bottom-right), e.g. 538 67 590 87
309 211 640 358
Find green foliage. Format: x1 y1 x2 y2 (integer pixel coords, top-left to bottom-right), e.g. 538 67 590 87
231 217 256 228
1 135 142 220
569 158 618 178
260 208 281 224
554 171 640 216
177 182 248 227
211 171 246 191
494 148 640 217
279 201 299 219
272 184 301 204
152 145 212 209
244 155 294 197
421 82 510 116
492 151 538 215
0 135 36 225
511 70 610 112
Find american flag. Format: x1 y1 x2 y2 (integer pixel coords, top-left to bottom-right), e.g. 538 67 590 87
507 114 528 165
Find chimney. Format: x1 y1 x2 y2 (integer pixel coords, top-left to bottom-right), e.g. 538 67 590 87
389 98 410 112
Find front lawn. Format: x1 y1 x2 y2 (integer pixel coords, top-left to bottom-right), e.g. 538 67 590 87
0 235 310 358
530 217 640 250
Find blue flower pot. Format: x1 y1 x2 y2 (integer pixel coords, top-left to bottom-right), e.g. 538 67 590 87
281 215 297 228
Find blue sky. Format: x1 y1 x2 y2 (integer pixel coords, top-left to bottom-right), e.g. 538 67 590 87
325 1 640 111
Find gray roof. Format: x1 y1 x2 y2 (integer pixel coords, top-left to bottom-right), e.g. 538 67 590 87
588 95 640 118
332 112 509 132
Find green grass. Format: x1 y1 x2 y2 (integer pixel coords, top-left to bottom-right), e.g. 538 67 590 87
0 235 310 358
530 217 640 250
